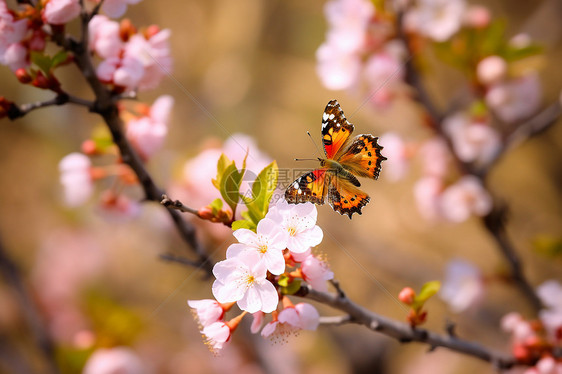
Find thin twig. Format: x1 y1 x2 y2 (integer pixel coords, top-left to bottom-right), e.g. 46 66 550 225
7 94 94 120
0 236 60 374
161 194 200 215
159 253 205 268
297 286 519 369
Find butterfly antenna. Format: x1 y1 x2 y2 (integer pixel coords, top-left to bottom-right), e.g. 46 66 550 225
306 131 323 157
294 158 317 161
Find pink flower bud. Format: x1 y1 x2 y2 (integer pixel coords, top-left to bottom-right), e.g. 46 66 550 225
399 287 416 305
15 68 32 84
477 56 507 85
43 0 81 25
463 5 491 28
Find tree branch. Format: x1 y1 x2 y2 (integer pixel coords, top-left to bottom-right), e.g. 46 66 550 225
49 16 214 274
7 93 94 120
0 236 60 374
297 286 518 370
396 13 543 312
161 194 200 216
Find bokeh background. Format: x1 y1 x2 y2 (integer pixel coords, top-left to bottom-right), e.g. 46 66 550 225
1 0 561 373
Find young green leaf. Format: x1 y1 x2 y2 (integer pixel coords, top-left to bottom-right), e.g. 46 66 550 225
415 280 441 307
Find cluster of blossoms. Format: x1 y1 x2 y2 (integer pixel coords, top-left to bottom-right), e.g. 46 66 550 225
59 95 174 215
317 0 544 224
501 281 562 373
188 200 333 352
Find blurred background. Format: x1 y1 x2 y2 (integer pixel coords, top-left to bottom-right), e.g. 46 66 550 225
0 0 561 373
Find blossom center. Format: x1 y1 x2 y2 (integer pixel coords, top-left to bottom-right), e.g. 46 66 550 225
257 244 268 254
287 226 297 236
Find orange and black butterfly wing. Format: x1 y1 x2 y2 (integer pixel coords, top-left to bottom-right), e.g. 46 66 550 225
327 174 370 219
285 169 329 205
337 134 387 180
322 100 355 160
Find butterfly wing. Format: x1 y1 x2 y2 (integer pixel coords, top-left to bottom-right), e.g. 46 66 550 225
322 100 355 159
327 174 370 219
285 169 329 205
337 134 387 180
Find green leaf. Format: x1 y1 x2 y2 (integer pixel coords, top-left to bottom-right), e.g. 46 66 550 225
414 281 441 308
212 153 232 190
232 219 255 231
533 235 562 259
209 198 223 215
251 161 278 214
30 51 52 74
277 274 290 287
281 279 302 295
220 163 244 212
91 125 114 151
51 50 69 68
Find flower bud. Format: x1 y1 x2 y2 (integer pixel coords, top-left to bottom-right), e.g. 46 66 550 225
399 287 416 305
477 56 507 85
15 68 32 84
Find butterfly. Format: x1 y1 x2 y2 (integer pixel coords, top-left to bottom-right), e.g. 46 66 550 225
285 100 386 218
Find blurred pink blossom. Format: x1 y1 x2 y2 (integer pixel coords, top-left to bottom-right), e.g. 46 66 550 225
316 41 362 90
59 152 94 207
419 137 451 178
463 5 491 29
89 15 123 59
323 0 374 53
0 1 28 71
477 55 507 85
250 312 265 334
501 312 537 344
98 0 142 18
83 347 147 374
43 0 81 25
378 132 410 181
413 176 443 221
443 112 501 165
98 191 142 220
439 176 492 222
301 254 334 292
278 303 320 331
439 259 484 312
97 55 145 90
126 95 173 159
537 280 562 341
486 73 542 123
363 48 406 107
123 29 172 90
525 357 562 374
405 0 465 42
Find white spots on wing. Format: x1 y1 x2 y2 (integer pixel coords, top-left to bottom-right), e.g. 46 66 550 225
322 112 329 121
298 188 303 194
328 113 335 120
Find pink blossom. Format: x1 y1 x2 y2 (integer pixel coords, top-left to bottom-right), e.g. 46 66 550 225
378 132 409 181
123 30 172 91
537 280 562 311
405 0 465 42
222 133 271 175
179 148 222 207
323 0 374 53
96 55 145 89
89 15 123 59
83 347 146 374
202 321 231 352
228 218 288 275
2 42 27 71
99 0 142 18
477 56 507 85
278 303 320 331
59 153 93 207
419 137 451 178
43 0 81 25
301 254 334 292
187 299 224 327
212 252 279 313
532 357 562 374
486 73 542 123
443 112 501 165
539 309 562 342
126 95 174 159
250 312 265 333
439 259 484 312
463 5 491 28
363 46 406 108
501 312 536 344
265 199 323 254
316 41 362 91
98 191 141 221
413 176 443 221
439 176 492 222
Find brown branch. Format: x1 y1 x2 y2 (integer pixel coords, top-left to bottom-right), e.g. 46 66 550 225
396 13 543 312
0 236 60 374
161 194 200 215
296 286 518 370
48 13 214 274
7 93 94 120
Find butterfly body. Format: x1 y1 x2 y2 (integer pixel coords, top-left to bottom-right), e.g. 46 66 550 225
285 100 386 218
